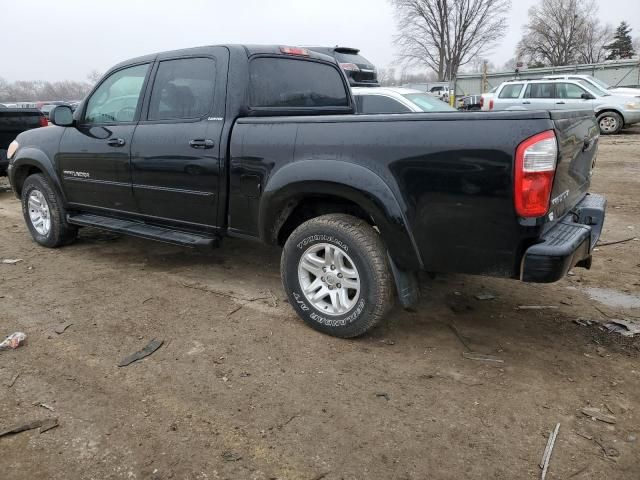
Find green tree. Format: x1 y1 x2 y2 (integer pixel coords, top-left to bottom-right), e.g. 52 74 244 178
605 21 635 59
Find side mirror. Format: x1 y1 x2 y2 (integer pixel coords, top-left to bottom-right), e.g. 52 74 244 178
50 105 74 127
581 92 595 100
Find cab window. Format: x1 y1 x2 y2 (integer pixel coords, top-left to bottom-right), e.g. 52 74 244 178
148 58 216 121
249 58 348 109
84 64 149 124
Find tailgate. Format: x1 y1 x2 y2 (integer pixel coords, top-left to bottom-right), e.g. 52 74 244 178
0 109 43 148
548 110 599 221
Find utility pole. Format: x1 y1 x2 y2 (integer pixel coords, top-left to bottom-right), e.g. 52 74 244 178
482 60 488 93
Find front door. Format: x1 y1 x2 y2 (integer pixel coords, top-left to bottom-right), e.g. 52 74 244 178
130 51 228 228
57 63 151 213
554 82 595 110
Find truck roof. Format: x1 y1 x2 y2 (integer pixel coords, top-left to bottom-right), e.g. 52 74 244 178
110 44 337 71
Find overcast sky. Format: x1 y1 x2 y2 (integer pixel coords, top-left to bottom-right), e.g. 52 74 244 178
1 0 638 82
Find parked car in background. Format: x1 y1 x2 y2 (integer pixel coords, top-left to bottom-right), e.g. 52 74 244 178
480 87 497 111
306 46 378 86
543 74 640 98
428 84 449 100
6 44 605 338
1 107 46 175
458 95 482 111
491 78 640 134
353 87 456 114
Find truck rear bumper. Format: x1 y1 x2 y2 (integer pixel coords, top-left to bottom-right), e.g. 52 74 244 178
521 193 606 283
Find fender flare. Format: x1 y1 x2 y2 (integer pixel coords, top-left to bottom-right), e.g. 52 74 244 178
259 159 423 271
10 148 65 203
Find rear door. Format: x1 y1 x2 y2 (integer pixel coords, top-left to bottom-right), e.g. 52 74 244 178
130 50 228 228
522 83 556 110
58 63 151 212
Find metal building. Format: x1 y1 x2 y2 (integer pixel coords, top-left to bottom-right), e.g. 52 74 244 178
455 59 640 96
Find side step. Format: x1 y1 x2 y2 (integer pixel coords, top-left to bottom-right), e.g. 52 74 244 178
67 213 219 248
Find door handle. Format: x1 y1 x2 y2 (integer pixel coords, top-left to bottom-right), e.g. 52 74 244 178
107 138 126 147
189 139 214 149
522 101 531 104
556 102 566 105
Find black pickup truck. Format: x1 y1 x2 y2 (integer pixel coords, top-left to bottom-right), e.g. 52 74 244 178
6 45 606 338
0 107 46 175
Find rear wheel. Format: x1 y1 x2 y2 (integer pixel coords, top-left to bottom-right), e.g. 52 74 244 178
597 111 623 135
281 214 394 338
21 174 77 247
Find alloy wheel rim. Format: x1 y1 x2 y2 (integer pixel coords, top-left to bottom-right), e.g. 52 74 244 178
599 116 617 132
28 189 51 236
297 242 361 316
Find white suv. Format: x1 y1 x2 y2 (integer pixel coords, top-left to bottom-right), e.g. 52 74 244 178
491 78 640 134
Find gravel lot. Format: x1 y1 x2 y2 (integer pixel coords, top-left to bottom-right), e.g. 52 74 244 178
0 128 639 479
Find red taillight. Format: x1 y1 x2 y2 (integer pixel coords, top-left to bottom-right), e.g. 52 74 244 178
339 62 360 72
514 130 558 218
280 46 309 56
480 96 484 108
489 99 494 110
39 115 48 127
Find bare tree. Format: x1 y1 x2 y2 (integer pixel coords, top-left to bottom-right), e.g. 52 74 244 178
87 70 103 84
377 67 398 86
390 0 511 81
517 0 598 66
576 20 613 64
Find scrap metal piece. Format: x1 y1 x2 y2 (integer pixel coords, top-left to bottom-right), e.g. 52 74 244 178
118 339 164 367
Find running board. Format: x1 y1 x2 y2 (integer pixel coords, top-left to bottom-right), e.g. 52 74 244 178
67 213 219 248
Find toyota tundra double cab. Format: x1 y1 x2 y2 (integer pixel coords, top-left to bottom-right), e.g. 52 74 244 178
7 44 606 338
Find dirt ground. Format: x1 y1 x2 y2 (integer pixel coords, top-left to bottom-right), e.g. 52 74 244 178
1 128 639 480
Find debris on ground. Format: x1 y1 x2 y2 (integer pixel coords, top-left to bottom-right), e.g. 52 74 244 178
54 323 74 335
475 293 496 301
516 305 558 310
0 332 27 351
581 407 617 424
1 259 23 265
462 352 504 363
118 339 164 367
448 322 472 351
33 402 55 412
540 423 560 480
0 418 59 437
221 451 242 462
375 392 391 401
574 319 596 327
5 372 20 388
603 319 640 337
597 236 637 247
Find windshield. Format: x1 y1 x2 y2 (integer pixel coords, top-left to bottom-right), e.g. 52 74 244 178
402 93 455 112
589 77 611 90
577 79 610 96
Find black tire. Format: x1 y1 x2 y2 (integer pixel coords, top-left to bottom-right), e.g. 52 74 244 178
597 111 623 135
21 174 77 248
281 214 394 338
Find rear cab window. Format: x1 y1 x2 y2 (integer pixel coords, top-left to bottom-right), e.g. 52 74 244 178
498 83 524 99
248 57 351 114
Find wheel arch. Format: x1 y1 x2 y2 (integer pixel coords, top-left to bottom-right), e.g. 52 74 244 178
10 148 65 202
260 160 423 271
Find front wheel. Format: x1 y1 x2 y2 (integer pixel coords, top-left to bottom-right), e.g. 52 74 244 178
21 174 77 248
597 111 623 135
281 214 394 338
